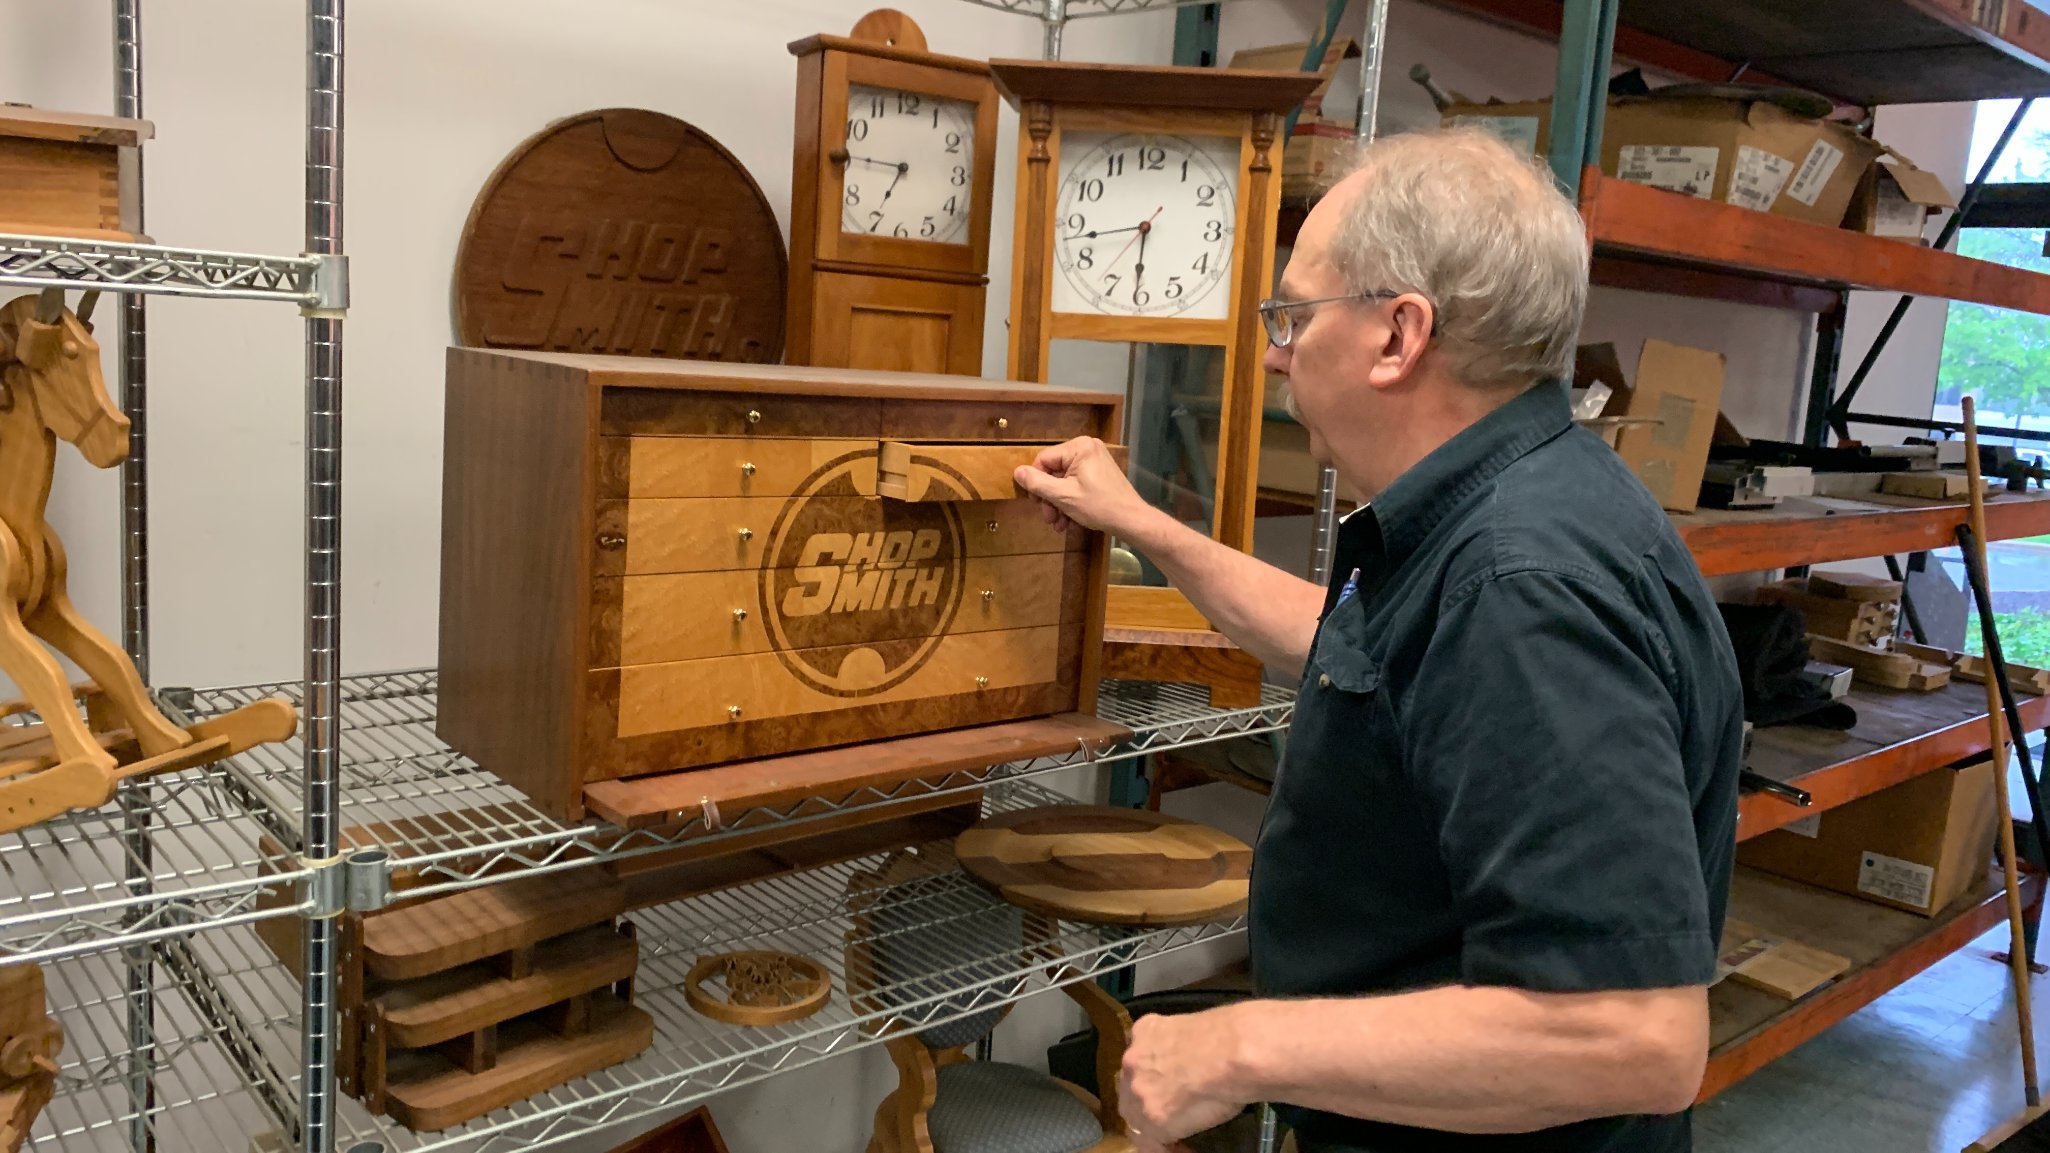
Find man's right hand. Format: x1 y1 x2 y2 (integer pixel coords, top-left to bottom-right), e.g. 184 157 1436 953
1013 436 1154 536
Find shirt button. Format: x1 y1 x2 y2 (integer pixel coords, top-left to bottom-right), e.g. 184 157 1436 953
1318 673 1332 688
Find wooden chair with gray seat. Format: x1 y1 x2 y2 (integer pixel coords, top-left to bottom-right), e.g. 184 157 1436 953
848 849 1135 1153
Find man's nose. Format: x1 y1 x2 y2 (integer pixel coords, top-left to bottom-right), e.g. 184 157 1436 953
1262 341 1291 377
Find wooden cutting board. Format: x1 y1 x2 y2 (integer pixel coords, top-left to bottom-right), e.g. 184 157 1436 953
954 805 1250 926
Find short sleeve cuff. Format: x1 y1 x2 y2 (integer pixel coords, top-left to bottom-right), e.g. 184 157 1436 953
1463 929 1715 992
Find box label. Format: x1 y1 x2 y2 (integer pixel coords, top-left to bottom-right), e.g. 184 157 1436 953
1729 146 1793 212
1858 850 1936 909
1787 139 1846 207
1454 114 1541 157
1784 814 1822 839
1616 146 1719 199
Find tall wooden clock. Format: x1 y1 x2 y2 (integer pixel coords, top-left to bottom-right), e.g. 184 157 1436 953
787 10 999 376
990 61 1320 627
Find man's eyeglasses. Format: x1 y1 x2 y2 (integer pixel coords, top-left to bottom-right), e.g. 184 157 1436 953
1257 290 1404 348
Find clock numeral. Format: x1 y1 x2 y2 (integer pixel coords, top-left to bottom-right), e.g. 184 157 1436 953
1077 178 1105 203
1064 212 1086 232
897 92 922 116
1181 158 1189 182
1077 247 1094 270
1191 253 1210 274
1196 184 1217 207
1106 153 1125 178
1134 288 1151 306
1204 220 1225 242
1165 276 1184 300
868 94 885 118
847 118 870 142
868 210 885 233
845 184 861 206
951 166 969 187
945 196 962 216
920 216 937 238
945 131 963 154
892 223 910 238
1102 272 1122 294
1139 146 1166 171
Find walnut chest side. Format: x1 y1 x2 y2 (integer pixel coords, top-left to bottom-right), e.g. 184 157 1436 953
437 349 1120 820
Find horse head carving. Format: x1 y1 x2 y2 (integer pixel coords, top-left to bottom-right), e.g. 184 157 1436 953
1 288 129 469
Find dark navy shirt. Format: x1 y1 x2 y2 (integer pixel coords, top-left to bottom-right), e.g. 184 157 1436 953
1252 381 1744 1153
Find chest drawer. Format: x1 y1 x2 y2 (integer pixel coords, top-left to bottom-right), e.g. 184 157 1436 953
593 550 1086 667
593 496 1077 577
599 437 874 499
601 388 883 438
881 399 1101 442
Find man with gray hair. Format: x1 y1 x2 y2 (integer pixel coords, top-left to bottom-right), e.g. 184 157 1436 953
1013 128 1743 1152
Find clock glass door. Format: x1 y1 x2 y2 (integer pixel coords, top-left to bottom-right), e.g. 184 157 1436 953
1050 131 1240 321
841 84 977 244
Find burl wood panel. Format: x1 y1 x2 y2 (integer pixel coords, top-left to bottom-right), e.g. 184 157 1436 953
455 109 785 363
594 551 1084 667
614 624 1065 735
601 389 882 439
437 351 595 819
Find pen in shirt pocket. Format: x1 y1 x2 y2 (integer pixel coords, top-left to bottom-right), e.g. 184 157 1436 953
1336 567 1361 606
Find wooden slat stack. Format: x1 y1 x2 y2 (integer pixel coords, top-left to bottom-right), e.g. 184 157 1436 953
1757 572 1900 648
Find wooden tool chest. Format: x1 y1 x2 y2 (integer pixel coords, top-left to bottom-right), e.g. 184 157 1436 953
438 350 1119 820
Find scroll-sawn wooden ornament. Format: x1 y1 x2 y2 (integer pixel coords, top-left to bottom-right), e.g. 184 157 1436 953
683 950 831 1026
454 109 786 364
955 805 1250 926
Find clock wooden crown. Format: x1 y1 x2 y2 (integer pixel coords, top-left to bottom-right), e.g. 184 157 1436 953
786 10 1000 376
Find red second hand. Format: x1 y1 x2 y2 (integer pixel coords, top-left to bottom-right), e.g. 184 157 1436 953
1102 206 1163 275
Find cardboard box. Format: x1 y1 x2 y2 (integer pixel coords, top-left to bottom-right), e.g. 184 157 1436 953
1846 147 1958 244
1228 38 1362 129
1282 121 1355 202
1593 339 1727 512
1445 93 1882 227
1737 760 1998 917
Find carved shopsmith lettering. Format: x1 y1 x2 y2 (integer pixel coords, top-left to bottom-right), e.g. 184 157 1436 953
489 214 769 361
782 530 947 617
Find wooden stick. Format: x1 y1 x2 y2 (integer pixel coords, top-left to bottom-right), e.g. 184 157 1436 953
1965 394 2041 1109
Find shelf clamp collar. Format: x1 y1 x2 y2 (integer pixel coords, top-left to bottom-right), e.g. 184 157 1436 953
304 852 348 919
302 252 350 319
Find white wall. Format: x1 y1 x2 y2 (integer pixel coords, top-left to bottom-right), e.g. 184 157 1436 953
0 1 1972 1150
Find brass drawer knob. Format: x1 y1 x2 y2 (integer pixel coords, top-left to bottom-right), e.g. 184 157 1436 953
741 461 757 477
994 416 1010 430
980 589 995 603
597 533 626 550
732 608 748 622
727 705 743 720
975 675 990 690
746 408 763 425
737 527 754 542
986 520 999 533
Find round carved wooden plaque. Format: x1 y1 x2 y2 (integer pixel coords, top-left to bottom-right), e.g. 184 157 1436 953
454 108 786 363
955 805 1251 927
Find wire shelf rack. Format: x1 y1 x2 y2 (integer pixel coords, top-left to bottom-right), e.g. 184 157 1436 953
0 234 323 304
0 763 306 967
957 0 1239 16
182 670 1291 899
24 779 1246 1153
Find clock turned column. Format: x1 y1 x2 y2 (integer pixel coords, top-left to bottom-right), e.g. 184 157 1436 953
1011 100 1056 383
1218 110 1284 550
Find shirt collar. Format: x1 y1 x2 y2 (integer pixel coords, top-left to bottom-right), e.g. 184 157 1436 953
1341 380 1573 571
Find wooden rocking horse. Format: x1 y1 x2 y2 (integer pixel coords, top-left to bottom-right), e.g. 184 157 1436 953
0 287 297 834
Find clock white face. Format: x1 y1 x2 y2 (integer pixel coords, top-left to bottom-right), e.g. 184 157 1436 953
1051 131 1239 320
840 83 976 244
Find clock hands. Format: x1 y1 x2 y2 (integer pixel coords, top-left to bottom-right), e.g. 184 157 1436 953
1133 223 1149 299
871 164 910 230
1100 206 1163 280
1062 222 1146 241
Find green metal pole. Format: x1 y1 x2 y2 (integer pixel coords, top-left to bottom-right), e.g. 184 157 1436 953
1546 0 1619 196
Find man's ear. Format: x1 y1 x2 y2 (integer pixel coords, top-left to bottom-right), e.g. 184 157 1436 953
1368 294 1436 390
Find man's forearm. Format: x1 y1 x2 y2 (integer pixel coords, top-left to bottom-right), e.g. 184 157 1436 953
1119 506 1325 679
1214 985 1707 1133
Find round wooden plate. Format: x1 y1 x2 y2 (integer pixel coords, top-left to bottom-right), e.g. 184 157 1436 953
684 950 831 1027
954 805 1251 927
454 107 786 363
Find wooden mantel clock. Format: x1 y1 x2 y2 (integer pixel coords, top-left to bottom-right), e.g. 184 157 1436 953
787 10 999 376
990 60 1319 632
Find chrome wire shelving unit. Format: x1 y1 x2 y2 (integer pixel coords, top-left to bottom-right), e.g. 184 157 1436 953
9 3 1320 1152
27 780 1248 1153
183 671 1289 898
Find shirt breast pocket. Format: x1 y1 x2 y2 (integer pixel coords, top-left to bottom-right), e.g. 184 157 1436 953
1310 597 1382 695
